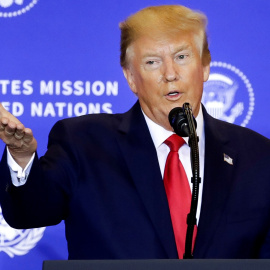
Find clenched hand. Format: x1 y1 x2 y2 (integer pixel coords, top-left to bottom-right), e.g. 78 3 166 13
0 103 37 169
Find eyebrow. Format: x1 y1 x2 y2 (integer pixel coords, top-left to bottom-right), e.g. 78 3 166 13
142 44 192 59
172 44 192 55
141 52 161 59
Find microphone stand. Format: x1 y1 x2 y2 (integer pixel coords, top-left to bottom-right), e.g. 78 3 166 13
182 103 201 259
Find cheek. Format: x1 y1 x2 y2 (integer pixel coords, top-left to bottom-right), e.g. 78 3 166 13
157 75 163 84
139 75 161 92
190 69 205 89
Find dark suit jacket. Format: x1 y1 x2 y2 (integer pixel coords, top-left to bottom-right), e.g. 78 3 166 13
1 101 270 259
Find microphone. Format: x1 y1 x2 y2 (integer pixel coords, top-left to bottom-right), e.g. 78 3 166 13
168 106 197 137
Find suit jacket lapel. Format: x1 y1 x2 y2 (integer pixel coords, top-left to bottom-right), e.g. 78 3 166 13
116 101 178 258
194 106 237 257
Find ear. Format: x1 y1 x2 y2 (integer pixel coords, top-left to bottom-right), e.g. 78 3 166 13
203 64 210 82
123 68 138 95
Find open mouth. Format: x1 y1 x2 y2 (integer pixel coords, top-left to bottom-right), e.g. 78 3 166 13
165 91 181 99
167 91 179 96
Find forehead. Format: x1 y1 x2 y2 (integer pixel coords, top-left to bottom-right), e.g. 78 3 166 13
128 32 200 58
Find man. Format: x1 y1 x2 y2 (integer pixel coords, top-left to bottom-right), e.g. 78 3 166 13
1 5 270 259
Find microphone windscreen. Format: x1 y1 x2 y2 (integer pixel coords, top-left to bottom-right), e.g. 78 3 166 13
168 107 189 137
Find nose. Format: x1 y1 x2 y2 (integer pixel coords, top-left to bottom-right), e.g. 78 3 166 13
163 59 179 82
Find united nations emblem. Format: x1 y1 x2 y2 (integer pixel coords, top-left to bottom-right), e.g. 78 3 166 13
0 206 46 257
202 61 255 127
0 0 39 18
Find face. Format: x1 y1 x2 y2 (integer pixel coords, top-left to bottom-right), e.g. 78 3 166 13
123 32 210 131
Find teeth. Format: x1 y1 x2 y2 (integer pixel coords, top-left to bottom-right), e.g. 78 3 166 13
168 92 178 96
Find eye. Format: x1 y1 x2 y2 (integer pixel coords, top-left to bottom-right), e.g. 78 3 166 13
146 60 155 65
144 59 161 70
177 54 186 60
143 58 161 70
175 52 191 64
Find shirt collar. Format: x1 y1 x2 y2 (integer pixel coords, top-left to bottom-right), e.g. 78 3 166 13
142 105 204 150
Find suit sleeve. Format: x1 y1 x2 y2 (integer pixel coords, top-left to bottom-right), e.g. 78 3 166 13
0 119 79 229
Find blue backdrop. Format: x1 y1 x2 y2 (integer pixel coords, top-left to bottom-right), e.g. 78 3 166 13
1 1 270 269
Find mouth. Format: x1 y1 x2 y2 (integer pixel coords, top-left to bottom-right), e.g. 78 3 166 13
165 91 182 100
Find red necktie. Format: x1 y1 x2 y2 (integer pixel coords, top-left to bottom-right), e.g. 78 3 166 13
163 134 197 258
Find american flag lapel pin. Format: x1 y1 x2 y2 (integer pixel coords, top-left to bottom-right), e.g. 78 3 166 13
224 153 233 165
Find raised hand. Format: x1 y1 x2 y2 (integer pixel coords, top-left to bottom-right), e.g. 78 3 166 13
0 103 37 169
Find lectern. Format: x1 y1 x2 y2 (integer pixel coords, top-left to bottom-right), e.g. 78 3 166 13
43 259 270 270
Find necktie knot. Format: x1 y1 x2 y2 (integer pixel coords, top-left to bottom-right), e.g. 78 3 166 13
165 134 185 152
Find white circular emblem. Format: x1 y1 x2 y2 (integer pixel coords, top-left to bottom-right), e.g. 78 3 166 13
202 61 255 127
0 0 39 18
0 206 46 257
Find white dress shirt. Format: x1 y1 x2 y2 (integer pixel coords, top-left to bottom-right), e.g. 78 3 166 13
7 148 35 187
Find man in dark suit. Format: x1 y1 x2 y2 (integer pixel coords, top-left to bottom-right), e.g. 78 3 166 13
0 5 270 259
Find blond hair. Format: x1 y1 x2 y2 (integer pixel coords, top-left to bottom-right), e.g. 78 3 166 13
119 5 211 67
